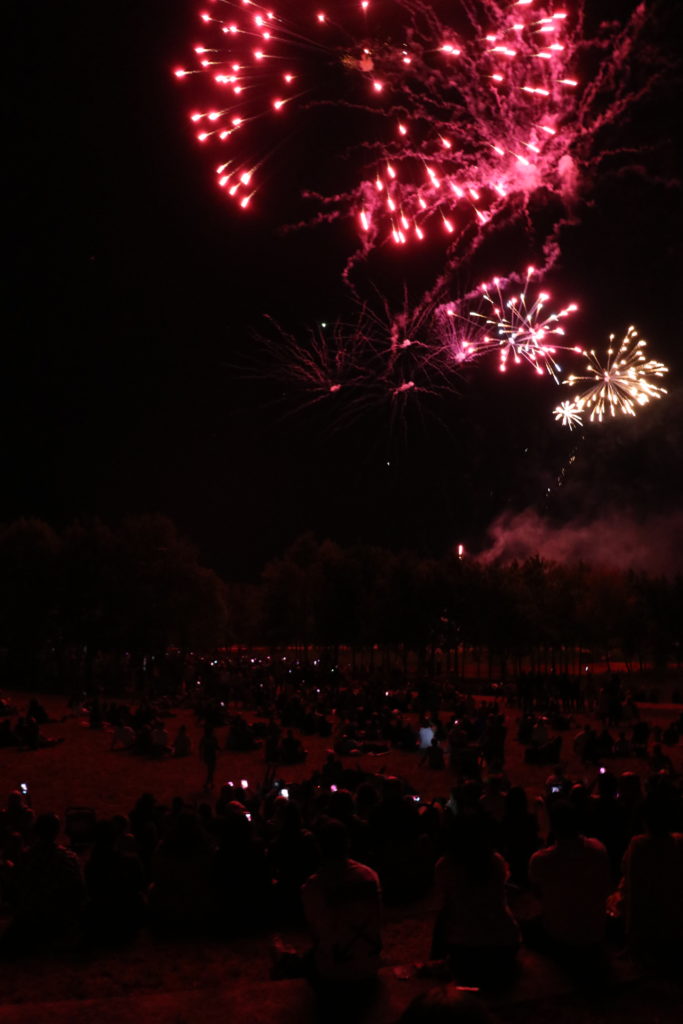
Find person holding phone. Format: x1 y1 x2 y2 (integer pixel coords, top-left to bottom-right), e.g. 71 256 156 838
545 765 570 800
0 790 35 844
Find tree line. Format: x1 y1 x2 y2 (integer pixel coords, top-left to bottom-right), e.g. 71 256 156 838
1 517 681 686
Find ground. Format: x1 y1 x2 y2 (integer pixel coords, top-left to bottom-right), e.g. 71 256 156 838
0 691 681 1021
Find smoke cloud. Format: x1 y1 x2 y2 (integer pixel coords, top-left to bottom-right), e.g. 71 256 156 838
479 507 683 576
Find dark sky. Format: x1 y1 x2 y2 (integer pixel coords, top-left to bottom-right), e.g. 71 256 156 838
4 1 683 580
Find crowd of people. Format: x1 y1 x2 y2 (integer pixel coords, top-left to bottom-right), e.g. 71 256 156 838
0 682 681 993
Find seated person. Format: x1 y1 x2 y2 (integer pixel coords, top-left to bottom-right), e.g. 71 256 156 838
18 716 63 750
618 794 683 963
433 815 520 985
148 812 213 930
6 813 85 950
281 729 306 764
301 819 382 985
225 715 258 752
85 819 146 943
111 724 136 750
595 728 615 760
529 801 610 950
27 699 50 724
545 765 571 799
150 722 170 756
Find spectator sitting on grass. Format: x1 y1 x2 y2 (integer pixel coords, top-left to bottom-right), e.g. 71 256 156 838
212 804 271 932
149 811 213 932
16 716 64 751
432 814 520 987
111 723 136 751
27 699 50 725
501 785 540 887
268 797 319 919
5 813 85 952
545 764 571 799
618 793 683 965
301 818 382 985
85 819 146 944
528 800 610 952
280 729 306 765
150 721 170 756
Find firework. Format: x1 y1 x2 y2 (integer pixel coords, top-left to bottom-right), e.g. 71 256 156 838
175 1 655 275
437 266 580 379
553 399 582 429
250 291 468 428
563 326 668 422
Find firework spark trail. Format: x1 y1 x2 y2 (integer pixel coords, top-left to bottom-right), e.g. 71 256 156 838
176 1 658 282
251 290 473 426
562 325 669 422
434 265 581 379
553 399 583 429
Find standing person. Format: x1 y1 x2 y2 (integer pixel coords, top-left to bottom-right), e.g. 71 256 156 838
418 718 435 751
200 724 218 790
172 724 191 757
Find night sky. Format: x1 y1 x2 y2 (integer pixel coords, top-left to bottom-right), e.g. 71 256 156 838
5 1 683 580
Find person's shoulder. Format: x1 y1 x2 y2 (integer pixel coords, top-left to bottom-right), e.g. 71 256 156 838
528 844 556 879
625 832 648 849
492 850 508 871
346 859 380 884
582 835 608 856
56 844 82 867
301 871 322 893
